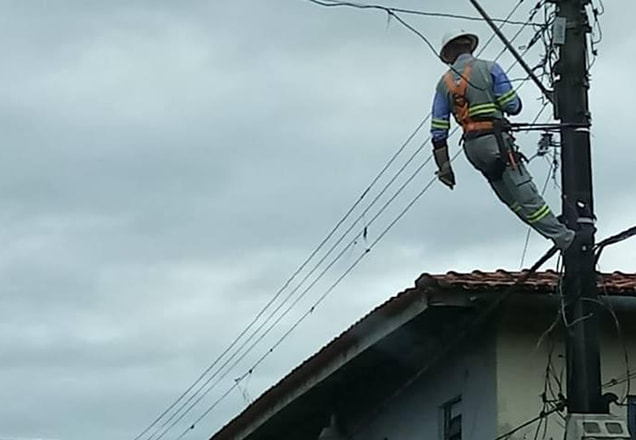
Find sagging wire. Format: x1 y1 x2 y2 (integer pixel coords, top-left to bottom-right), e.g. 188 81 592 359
519 156 554 268
592 270 632 405
586 0 604 70
305 0 488 91
533 256 567 427
595 225 636 264
305 0 538 26
138 3 534 433
518 102 555 268
496 404 564 440
173 151 463 440
147 2 559 437
175 54 549 435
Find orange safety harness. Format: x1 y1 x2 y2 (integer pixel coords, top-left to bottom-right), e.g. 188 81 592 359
443 63 494 133
444 63 518 171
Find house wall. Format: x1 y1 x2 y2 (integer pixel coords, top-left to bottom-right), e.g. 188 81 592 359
496 295 636 440
348 327 499 440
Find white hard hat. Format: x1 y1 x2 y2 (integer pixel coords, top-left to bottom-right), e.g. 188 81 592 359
440 30 479 64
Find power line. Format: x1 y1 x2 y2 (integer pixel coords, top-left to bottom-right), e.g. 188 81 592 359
496 404 564 440
138 1 540 437
156 133 459 439
519 102 553 268
306 0 538 26
173 157 454 440
135 111 431 440
169 71 550 438
149 140 444 439
596 270 632 403
306 0 488 91
595 225 636 263
133 60 434 440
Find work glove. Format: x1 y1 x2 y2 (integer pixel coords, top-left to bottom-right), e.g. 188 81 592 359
432 139 456 190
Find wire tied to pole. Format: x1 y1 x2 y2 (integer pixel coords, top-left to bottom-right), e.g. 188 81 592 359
595 225 636 264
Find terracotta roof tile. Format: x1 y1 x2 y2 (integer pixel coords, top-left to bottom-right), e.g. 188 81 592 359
415 270 636 294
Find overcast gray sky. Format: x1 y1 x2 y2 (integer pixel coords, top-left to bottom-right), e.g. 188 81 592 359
1 1 634 439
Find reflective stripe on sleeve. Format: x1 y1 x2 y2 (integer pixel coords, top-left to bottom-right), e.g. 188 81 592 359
498 89 518 106
431 118 451 129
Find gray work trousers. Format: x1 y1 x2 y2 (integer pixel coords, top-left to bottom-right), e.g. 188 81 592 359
463 133 575 250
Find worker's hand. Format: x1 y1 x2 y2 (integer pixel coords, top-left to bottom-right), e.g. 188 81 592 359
436 166 456 190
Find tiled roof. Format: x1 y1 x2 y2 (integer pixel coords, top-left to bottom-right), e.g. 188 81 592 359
415 270 636 294
210 270 636 440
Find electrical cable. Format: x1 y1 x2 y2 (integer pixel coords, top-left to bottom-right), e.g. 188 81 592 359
165 69 545 440
519 102 553 268
151 141 443 440
496 405 564 440
139 4 532 438
592 270 632 404
140 2 545 437
171 72 552 438
306 0 536 26
520 156 554 268
595 225 636 264
170 154 460 440
134 107 431 440
306 0 488 91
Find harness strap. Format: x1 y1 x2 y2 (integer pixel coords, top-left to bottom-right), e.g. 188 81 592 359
443 63 495 133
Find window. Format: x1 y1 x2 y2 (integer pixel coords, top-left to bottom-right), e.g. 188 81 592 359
628 396 636 440
442 397 462 440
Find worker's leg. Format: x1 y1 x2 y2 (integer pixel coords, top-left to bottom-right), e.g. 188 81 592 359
498 162 575 250
463 135 527 220
464 135 575 250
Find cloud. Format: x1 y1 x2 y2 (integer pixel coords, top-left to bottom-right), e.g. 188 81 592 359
1 1 634 439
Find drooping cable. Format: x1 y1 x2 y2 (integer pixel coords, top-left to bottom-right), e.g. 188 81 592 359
307 0 536 26
593 270 632 404
519 102 553 268
135 3 535 436
306 0 488 91
138 1 544 437
167 71 553 439
595 225 636 264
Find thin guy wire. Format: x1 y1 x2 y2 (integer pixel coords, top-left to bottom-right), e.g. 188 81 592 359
519 102 553 268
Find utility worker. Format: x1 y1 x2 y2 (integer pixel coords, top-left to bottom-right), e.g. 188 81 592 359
430 30 576 251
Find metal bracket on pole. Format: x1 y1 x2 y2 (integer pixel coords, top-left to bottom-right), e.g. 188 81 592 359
468 0 554 104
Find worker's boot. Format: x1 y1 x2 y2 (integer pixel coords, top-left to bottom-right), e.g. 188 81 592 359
556 229 576 251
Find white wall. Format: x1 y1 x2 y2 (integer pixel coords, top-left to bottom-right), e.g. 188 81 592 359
496 296 636 440
349 328 499 440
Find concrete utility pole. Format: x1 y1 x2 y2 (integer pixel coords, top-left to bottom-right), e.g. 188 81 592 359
553 0 603 414
470 0 605 417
